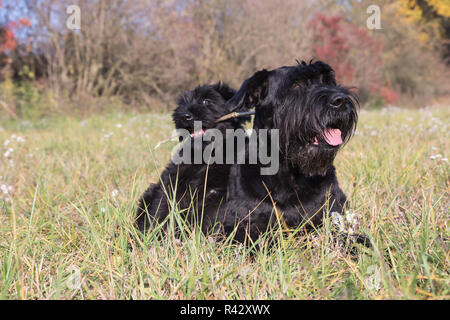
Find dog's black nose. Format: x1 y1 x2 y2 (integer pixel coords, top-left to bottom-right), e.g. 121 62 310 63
329 94 348 109
183 113 193 121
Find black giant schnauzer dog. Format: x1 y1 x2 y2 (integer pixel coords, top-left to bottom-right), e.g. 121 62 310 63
218 61 369 246
136 82 250 235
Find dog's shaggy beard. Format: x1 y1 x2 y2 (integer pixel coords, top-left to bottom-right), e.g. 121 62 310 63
274 86 358 176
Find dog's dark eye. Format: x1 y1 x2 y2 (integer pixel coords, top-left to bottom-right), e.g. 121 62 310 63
291 82 300 89
202 99 210 106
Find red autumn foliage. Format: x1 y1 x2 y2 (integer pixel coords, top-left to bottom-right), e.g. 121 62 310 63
308 14 392 103
0 27 17 52
1 16 32 77
1 18 31 53
379 85 400 104
308 14 355 84
19 18 32 27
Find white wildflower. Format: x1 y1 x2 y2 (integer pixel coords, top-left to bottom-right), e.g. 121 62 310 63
345 211 361 233
331 212 345 233
4 148 13 158
430 154 443 160
102 132 113 140
0 184 12 195
1 184 8 194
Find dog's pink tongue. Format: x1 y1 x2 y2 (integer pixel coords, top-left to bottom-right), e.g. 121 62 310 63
323 128 342 146
190 129 205 137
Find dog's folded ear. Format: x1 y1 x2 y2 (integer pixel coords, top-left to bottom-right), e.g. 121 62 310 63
309 61 337 85
227 69 270 112
213 82 236 101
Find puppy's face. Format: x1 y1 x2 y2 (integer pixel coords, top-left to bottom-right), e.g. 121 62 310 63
172 83 238 137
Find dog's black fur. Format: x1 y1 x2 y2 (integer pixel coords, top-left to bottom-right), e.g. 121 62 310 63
136 82 249 234
136 61 369 249
218 61 368 245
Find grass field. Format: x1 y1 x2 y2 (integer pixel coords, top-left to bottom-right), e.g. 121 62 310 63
0 105 448 299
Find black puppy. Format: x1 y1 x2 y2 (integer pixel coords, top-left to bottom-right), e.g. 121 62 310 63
136 82 249 235
218 61 369 246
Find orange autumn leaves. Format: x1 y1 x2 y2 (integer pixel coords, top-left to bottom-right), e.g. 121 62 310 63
0 17 31 53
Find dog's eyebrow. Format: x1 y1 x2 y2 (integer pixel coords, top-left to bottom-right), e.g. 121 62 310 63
202 91 222 100
177 90 194 105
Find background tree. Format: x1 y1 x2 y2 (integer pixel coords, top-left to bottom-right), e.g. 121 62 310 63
397 0 450 62
0 0 449 117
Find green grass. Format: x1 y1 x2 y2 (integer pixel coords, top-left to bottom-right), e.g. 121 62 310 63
0 106 448 299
